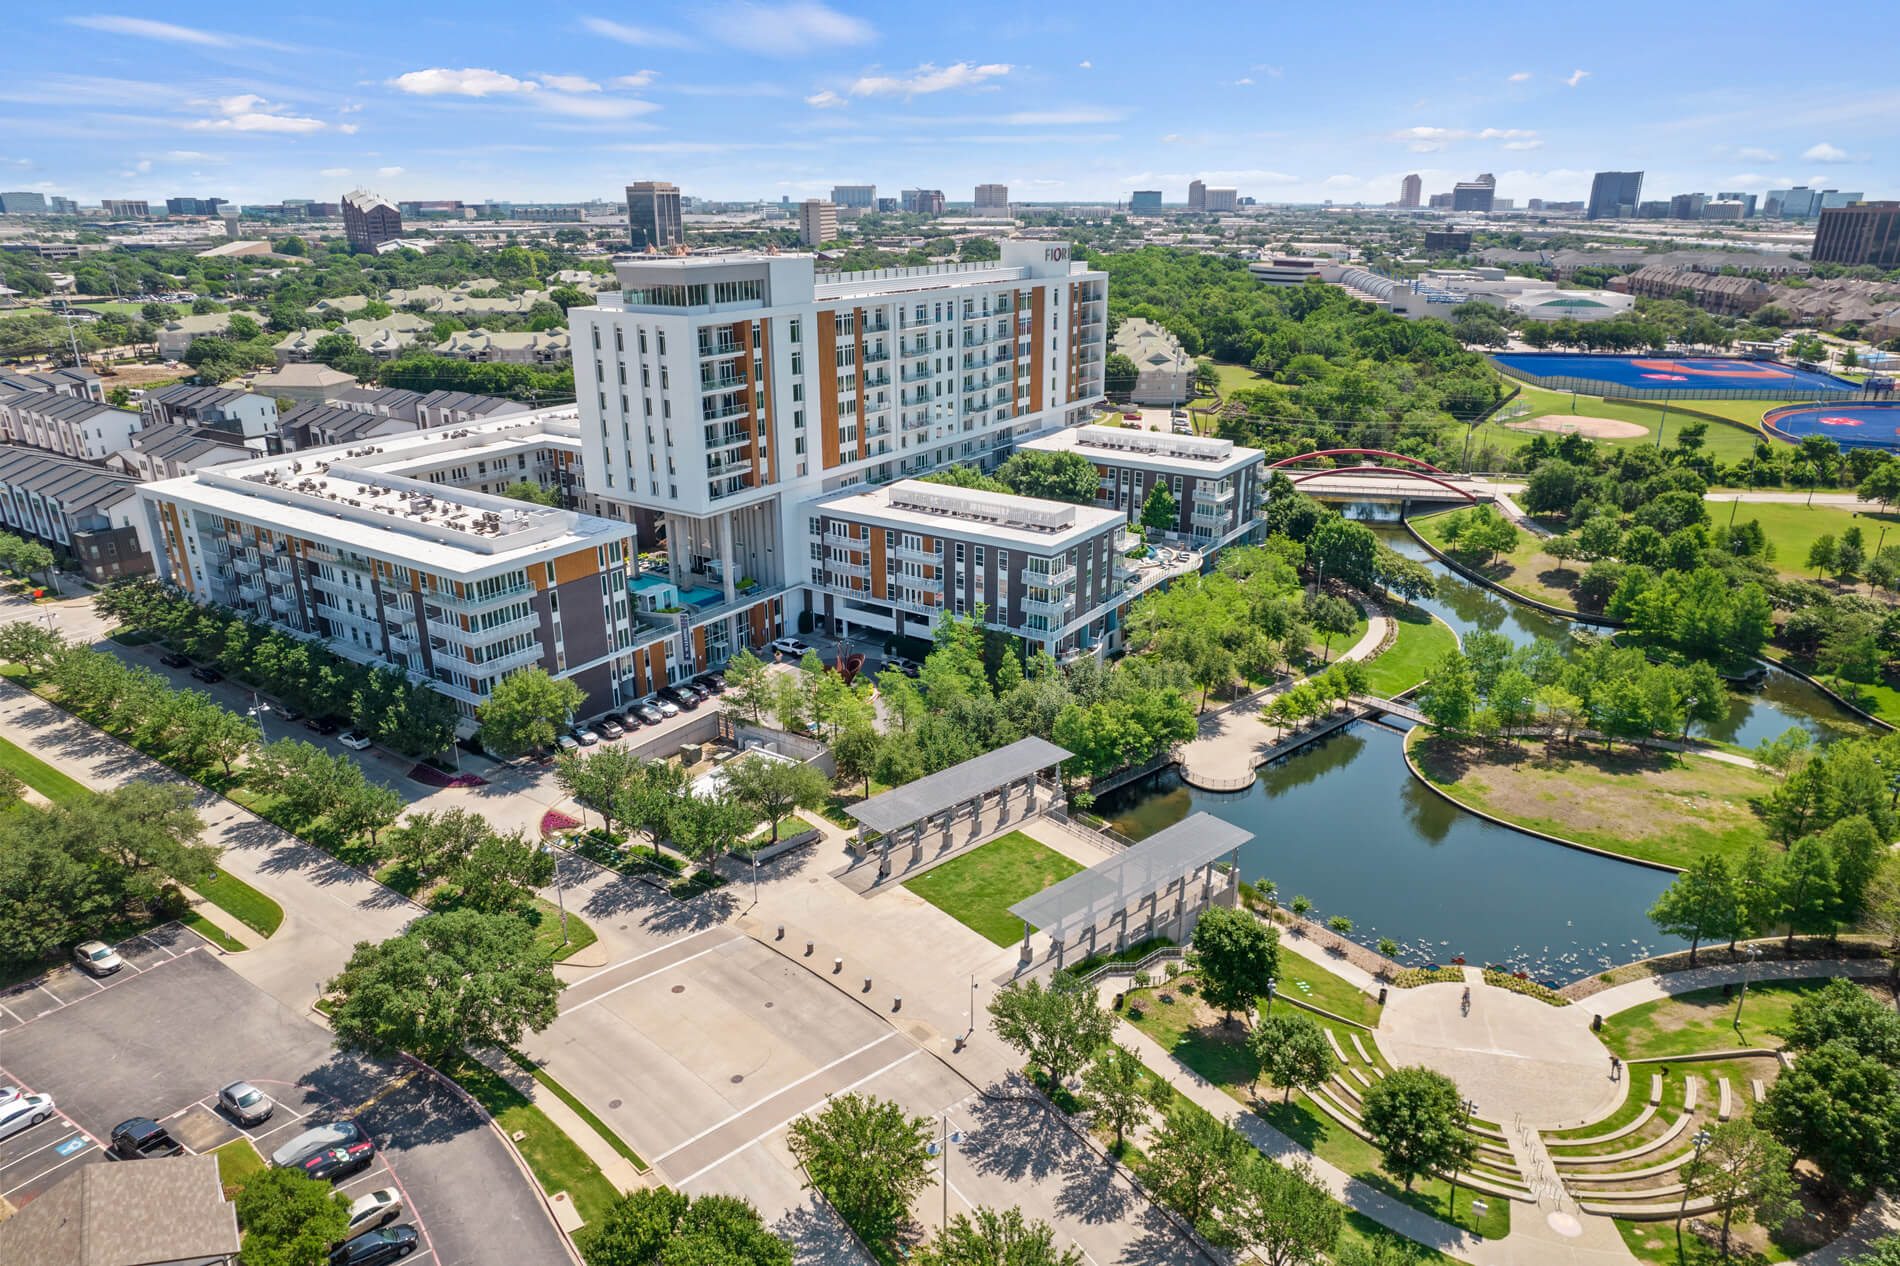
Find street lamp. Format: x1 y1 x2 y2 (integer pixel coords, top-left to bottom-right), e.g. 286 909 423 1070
1678 1127 1714 1246
965 976 979 1041
1733 944 1762 1031
247 691 270 737
925 1115 963 1233
539 842 570 946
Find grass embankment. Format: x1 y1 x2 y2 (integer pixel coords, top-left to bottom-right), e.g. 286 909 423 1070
1716 500 1900 583
436 1051 622 1228
1411 508 1585 612
1470 386 1776 465
1360 605 1459 697
502 1047 647 1172
0 731 94 807
210 1138 266 1196
1598 977 1884 1060
1125 975 1505 1239
195 868 283 938
1274 952 1385 1027
904 830 1083 946
1409 732 1772 870
1615 1217 1795 1265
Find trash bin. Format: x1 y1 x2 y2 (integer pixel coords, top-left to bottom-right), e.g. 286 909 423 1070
1592 1013 1602 1031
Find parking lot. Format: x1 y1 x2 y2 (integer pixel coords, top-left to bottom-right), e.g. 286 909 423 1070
0 938 570 1266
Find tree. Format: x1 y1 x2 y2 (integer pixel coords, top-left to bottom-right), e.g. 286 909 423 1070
1249 1011 1338 1102
554 745 643 837
1222 1155 1343 1266
233 1167 352 1266
1646 856 1739 968
994 450 1100 504
1359 1067 1467 1191
786 1093 933 1250
919 1206 1082 1266
1306 593 1358 662
328 780 404 850
1079 1043 1160 1154
1809 534 1838 578
451 830 555 915
1189 905 1280 1024
1779 835 1839 951
987 974 1115 1090
1846 1236 1900 1266
0 619 63 671
831 724 881 799
1679 1118 1800 1258
1759 1039 1900 1197
1140 484 1179 534
722 648 772 724
1782 976 1900 1065
1141 1103 1251 1227
477 667 585 757
1417 651 1475 735
723 755 830 844
665 793 755 871
385 807 491 876
579 1188 791 1266
174 703 261 777
326 909 563 1062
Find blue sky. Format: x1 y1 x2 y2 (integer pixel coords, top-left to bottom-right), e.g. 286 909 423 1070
3 2 1894 210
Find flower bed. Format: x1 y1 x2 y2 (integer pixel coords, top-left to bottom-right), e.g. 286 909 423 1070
1388 966 1467 988
1481 969 1571 1006
539 810 580 836
408 763 488 789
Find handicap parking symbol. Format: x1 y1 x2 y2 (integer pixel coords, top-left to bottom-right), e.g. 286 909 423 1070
55 1136 88 1157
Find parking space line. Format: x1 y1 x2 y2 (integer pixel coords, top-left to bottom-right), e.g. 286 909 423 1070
561 941 731 1013
0 1001 24 1026
131 930 180 961
0 1132 87 1168
0 949 196 1031
672 1049 920 1189
2 1146 97 1199
651 1032 901 1163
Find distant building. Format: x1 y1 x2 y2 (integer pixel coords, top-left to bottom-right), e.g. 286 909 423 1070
1248 258 1333 287
101 199 150 218
901 188 945 215
1612 265 1770 316
1451 176 1495 213
1427 192 1453 209
830 185 875 208
1701 200 1746 221
0 192 48 214
796 199 838 246
155 313 234 359
1112 317 1194 405
1017 425 1266 552
1188 180 1207 213
164 196 226 216
1587 171 1643 220
1812 202 1900 269
0 446 152 581
974 183 1010 214
1400 174 1422 208
1822 191 1865 210
1424 230 1472 253
141 384 278 443
249 363 358 407
1637 200 1671 218
1716 191 1758 219
1130 190 1163 213
341 189 402 252
625 180 683 251
1669 193 1706 220
48 196 78 215
1204 188 1239 213
0 387 140 461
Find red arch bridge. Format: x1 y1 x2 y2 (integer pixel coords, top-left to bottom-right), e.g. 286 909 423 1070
1267 450 1480 504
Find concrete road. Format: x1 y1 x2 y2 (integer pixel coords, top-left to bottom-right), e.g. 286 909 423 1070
0 941 570 1266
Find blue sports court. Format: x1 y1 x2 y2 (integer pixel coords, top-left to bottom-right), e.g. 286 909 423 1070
1763 402 1900 451
1492 352 1861 397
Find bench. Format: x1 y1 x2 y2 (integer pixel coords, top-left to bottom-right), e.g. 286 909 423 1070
1683 1075 1698 1113
1717 1078 1732 1121
1350 1032 1373 1065
1650 1073 1663 1105
1325 1028 1349 1064
1752 1079 1766 1104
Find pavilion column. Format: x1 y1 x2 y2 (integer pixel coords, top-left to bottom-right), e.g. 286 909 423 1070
1026 771 1039 813
996 784 1011 825
909 820 923 865
1053 933 1066 970
1221 846 1241 908
1019 920 1033 966
1116 906 1129 952
968 795 983 841
877 834 891 879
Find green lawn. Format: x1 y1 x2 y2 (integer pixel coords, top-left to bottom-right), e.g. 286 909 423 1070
195 867 283 938
1272 952 1383 1028
1471 386 1773 465
1412 508 1585 611
1410 732 1773 870
904 830 1084 946
437 1052 622 1229
1598 978 1881 1060
1360 604 1459 697
210 1137 266 1195
0 731 94 807
1616 1218 1795 1265
183 914 244 952
1714 500 1900 582
1205 360 1265 397
73 301 151 317
528 898 596 963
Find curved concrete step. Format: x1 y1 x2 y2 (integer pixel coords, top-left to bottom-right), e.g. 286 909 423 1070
1545 1101 1658 1151
1587 1198 1723 1221
1564 1148 1698 1183
1555 1112 1691 1168
1577 1180 1689 1202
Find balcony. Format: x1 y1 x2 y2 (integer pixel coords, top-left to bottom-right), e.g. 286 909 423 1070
475 642 547 676
702 402 749 423
387 631 418 655
700 373 747 392
863 370 891 389
705 453 751 479
860 317 891 334
827 559 870 581
1192 503 1233 525
269 593 295 615
429 610 541 645
1021 562 1075 589
237 582 266 603
861 348 890 366
891 541 939 564
1020 594 1069 619
697 337 742 358
233 556 260 575
265 564 293 587
705 427 751 450
427 581 535 611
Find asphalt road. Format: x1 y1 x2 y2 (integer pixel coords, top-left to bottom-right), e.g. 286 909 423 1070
0 937 569 1266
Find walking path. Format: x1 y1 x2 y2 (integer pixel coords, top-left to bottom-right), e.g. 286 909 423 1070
1583 956 1886 1018
1176 600 1394 788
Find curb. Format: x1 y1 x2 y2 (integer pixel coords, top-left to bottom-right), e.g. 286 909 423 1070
1402 515 1619 628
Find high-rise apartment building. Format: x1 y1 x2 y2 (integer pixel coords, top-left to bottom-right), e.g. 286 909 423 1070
1130 190 1163 213
102 199 151 218
830 185 875 208
973 184 1010 215
901 189 945 215
341 190 403 252
625 181 683 251
48 197 79 216
1587 171 1643 220
1399 174 1422 208
796 200 838 246
1187 180 1206 213
1813 202 1900 269
566 240 1110 661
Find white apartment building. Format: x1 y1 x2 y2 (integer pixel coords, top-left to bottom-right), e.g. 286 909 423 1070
567 240 1108 671
1016 425 1267 552
796 200 837 247
0 389 141 461
138 413 674 727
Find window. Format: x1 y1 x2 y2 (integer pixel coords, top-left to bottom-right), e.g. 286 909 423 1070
790 353 802 375
788 318 801 343
638 331 648 353
712 279 764 304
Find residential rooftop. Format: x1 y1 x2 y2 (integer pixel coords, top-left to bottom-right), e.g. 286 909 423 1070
815 478 1123 549
1020 424 1261 476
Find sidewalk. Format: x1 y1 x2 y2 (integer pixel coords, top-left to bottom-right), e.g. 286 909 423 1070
1585 957 1882 1018
471 1046 648 1195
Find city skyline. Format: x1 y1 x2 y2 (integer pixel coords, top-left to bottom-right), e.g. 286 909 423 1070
1 1 1895 209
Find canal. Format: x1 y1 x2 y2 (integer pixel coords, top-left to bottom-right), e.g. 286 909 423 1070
1094 502 1874 983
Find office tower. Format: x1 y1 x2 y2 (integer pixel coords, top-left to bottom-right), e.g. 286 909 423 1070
341 190 402 252
1130 190 1163 212
1187 180 1206 213
1813 202 1900 268
830 185 875 208
973 184 1010 214
1587 171 1643 220
625 181 683 251
1400 174 1422 208
796 200 838 246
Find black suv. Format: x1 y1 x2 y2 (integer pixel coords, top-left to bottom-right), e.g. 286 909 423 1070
109 1117 184 1159
658 685 698 709
159 652 191 669
189 665 223 683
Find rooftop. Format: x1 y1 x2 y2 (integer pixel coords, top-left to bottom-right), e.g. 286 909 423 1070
816 479 1124 549
1022 424 1259 475
0 445 142 514
1008 811 1253 939
848 736 1071 834
0 1152 237 1266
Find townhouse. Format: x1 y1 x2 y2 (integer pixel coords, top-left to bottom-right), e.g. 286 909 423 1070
0 446 152 582
0 388 141 461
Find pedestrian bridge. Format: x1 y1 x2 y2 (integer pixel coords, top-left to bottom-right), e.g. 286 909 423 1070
1293 469 1490 504
1350 694 1428 724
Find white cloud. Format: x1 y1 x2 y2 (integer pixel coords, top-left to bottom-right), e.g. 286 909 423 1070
580 17 695 49
1234 77 1254 86
1004 107 1123 125
538 74 601 94
1389 125 1539 152
536 94 659 120
66 16 230 46
1738 146 1779 162
1251 64 1283 77
805 90 847 109
186 94 327 134
321 167 351 178
1478 128 1537 139
1802 141 1853 162
1078 60 1092 69
1502 139 1543 150
612 72 658 89
389 68 539 97
340 104 362 114
338 123 360 134
1565 69 1590 87
713 3 875 55
850 62 1011 98
163 150 214 161
377 166 404 176
1508 71 1532 82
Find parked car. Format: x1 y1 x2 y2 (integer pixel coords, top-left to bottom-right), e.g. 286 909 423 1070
109 1117 184 1159
596 718 625 740
275 704 302 722
631 703 665 726
189 665 223 683
609 711 641 731
657 686 697 710
569 726 600 746
555 734 580 753
645 695 680 718
159 652 191 669
769 637 813 657
217 1080 274 1126
305 717 341 736
695 674 726 695
272 1122 374 1181
0 1093 53 1142
337 731 372 751
344 1189 404 1235
1123 411 1141 420
72 940 123 976
883 656 922 678
329 1225 418 1265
